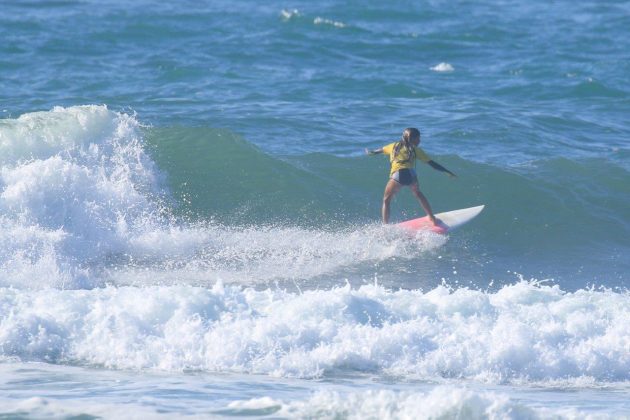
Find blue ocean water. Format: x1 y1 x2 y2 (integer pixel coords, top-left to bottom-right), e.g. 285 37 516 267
1 0 629 418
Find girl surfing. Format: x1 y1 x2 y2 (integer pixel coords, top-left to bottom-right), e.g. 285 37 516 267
366 127 456 224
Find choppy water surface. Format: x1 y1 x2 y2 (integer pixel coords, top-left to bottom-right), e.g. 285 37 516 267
1 0 629 418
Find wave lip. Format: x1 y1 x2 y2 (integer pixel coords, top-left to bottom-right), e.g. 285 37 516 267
1 281 628 384
0 105 167 289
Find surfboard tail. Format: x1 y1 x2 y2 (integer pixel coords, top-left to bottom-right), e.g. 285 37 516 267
396 205 485 234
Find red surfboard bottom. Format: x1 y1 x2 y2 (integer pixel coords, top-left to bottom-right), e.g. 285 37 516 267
395 215 448 234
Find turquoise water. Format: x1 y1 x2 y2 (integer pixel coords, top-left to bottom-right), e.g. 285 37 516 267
1 1 629 418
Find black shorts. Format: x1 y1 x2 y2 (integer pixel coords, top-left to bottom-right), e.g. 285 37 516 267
391 168 417 186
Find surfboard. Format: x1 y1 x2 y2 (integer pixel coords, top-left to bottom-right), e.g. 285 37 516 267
395 205 485 234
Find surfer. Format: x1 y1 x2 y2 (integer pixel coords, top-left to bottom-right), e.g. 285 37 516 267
365 127 456 224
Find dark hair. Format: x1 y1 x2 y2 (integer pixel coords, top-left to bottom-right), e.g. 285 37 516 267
402 127 420 143
392 127 419 163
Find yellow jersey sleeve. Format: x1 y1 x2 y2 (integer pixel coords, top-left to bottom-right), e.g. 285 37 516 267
382 143 395 155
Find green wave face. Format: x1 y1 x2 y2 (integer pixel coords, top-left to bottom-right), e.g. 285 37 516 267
145 126 630 287
145 126 385 226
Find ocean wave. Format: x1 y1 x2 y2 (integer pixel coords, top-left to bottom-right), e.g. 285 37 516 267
0 105 169 289
1 281 627 384
1 106 629 291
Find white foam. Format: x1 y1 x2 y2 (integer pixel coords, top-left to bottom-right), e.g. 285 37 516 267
431 62 455 72
314 17 346 28
280 9 300 21
278 388 521 419
225 386 622 419
0 281 627 384
0 105 168 289
1 384 622 419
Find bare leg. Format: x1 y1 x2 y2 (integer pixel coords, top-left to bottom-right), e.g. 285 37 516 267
382 179 401 224
410 183 437 225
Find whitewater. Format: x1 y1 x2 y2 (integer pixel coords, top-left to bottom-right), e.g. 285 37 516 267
3 280 629 381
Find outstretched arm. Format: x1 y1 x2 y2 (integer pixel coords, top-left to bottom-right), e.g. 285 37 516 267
365 148 384 155
428 160 457 178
